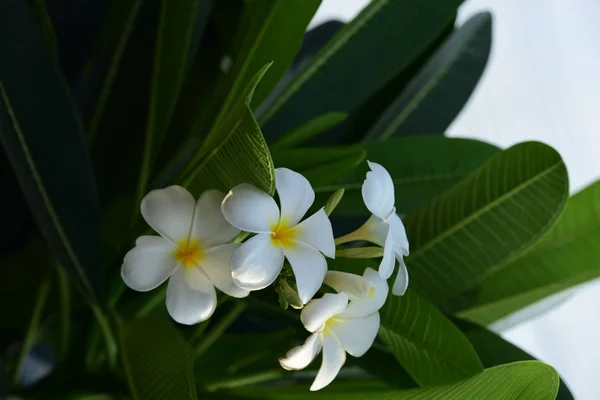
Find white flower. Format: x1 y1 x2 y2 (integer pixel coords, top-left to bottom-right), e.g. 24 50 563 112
336 161 410 296
221 168 335 304
121 186 249 325
279 268 387 391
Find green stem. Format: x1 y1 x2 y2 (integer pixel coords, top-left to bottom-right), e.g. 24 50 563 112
245 296 299 321
90 304 118 370
195 302 247 358
12 273 51 386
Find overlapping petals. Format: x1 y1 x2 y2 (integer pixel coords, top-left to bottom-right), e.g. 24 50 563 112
122 186 248 325
221 168 335 304
280 269 388 391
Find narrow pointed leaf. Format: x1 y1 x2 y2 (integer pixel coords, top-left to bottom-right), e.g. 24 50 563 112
184 106 275 195
121 318 197 400
0 0 103 302
260 0 464 139
314 136 500 216
405 142 568 306
272 146 366 187
136 0 203 200
456 180 600 325
271 112 348 150
366 12 492 139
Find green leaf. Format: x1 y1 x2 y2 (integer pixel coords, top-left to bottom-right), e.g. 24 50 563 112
243 362 559 400
136 0 202 202
456 180 600 325
121 318 197 400
204 0 321 143
259 0 464 139
405 141 569 306
353 347 417 390
329 258 482 386
271 112 348 150
365 12 492 139
272 146 366 187
0 0 104 303
456 320 574 399
315 136 500 216
379 289 483 386
86 0 144 140
183 105 275 195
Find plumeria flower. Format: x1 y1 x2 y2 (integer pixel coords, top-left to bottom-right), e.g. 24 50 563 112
121 186 248 325
221 168 335 304
335 161 410 296
279 268 387 391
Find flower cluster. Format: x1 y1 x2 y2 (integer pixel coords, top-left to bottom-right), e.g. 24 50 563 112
121 161 409 390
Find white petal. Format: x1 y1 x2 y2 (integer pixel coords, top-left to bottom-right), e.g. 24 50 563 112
141 186 195 243
301 292 349 333
201 244 249 298
361 161 395 220
359 215 388 247
324 270 370 300
275 168 315 226
121 236 178 292
338 268 389 319
166 267 217 325
388 213 409 256
330 312 380 357
294 208 335 258
190 190 240 246
310 333 346 391
392 256 409 296
283 241 327 304
378 227 396 280
230 234 284 290
279 333 322 371
221 183 280 234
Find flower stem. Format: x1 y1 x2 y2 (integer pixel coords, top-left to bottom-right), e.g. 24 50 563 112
204 369 283 392
194 302 247 358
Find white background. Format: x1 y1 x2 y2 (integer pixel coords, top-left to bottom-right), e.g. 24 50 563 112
311 1 600 399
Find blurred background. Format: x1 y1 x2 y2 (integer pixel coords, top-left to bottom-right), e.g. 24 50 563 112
312 1 600 399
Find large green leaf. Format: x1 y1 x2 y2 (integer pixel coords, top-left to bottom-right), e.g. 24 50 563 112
457 320 574 399
365 12 492 139
379 289 483 386
0 0 103 302
136 0 202 201
456 180 600 325
405 142 568 306
366 13 492 139
201 0 321 144
272 146 366 188
121 318 197 400
315 136 500 216
242 362 559 400
259 0 464 139
330 259 482 386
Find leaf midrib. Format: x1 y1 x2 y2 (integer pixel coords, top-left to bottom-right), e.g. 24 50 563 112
408 160 565 262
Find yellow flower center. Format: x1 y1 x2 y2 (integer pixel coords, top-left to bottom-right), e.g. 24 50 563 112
368 286 376 297
270 220 299 248
174 239 203 268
